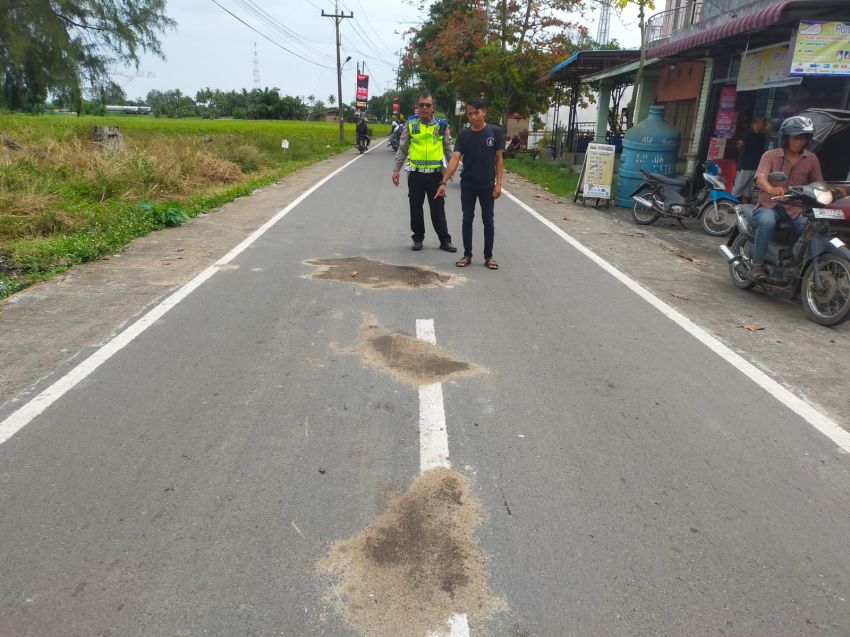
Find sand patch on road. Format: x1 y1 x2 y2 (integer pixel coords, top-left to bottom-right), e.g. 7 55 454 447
340 317 483 386
319 468 504 637
305 256 454 289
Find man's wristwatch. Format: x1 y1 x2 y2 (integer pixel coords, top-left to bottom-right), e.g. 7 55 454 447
439 180 446 186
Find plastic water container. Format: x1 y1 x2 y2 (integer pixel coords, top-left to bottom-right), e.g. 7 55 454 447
615 106 681 207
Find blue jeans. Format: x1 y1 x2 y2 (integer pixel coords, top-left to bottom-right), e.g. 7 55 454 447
460 184 495 258
752 205 806 265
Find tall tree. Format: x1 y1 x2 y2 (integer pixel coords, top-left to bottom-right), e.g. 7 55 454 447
0 0 175 112
405 0 587 125
614 0 654 127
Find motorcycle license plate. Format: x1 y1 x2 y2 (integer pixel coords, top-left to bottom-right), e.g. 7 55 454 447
812 208 845 220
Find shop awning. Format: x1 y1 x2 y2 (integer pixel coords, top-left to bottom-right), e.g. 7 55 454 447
646 0 850 60
540 50 641 85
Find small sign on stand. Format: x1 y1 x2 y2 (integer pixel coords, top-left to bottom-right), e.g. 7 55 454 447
281 138 290 150
574 143 616 207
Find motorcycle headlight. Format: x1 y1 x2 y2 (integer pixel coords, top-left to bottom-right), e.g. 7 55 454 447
815 187 835 205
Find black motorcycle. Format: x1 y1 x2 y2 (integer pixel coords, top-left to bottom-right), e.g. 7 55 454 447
356 133 371 154
630 161 739 236
719 172 850 326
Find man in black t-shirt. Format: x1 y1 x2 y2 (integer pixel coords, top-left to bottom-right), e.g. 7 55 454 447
436 98 504 270
732 115 766 203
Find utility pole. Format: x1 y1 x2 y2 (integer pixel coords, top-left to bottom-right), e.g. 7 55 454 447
322 1 353 143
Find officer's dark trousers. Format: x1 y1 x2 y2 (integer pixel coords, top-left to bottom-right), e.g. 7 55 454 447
407 171 452 244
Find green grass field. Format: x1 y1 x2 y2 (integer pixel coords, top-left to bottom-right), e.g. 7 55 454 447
504 156 580 197
0 114 389 298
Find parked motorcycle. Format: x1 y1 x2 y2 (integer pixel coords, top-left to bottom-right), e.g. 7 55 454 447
719 172 850 326
630 161 739 236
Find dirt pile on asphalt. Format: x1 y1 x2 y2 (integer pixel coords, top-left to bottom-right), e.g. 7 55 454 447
319 468 504 636
305 257 453 289
341 317 482 386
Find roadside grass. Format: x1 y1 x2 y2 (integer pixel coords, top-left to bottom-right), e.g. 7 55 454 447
504 156 580 198
0 115 389 298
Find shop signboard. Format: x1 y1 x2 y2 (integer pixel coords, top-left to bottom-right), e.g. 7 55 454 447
790 21 850 76
579 143 616 200
355 74 369 109
737 44 802 91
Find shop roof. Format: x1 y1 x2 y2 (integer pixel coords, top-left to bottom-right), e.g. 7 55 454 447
580 57 661 84
647 0 850 60
541 50 641 85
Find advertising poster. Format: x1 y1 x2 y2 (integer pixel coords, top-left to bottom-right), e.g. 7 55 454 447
581 143 616 199
713 110 737 138
355 74 369 109
707 137 727 161
737 44 802 90
790 21 850 76
718 86 736 110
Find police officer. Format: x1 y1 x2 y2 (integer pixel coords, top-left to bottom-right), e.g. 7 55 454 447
391 92 456 252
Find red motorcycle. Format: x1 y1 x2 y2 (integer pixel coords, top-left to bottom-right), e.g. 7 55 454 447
719 173 850 326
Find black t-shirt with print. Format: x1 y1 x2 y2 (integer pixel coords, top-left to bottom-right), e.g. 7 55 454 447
455 124 503 188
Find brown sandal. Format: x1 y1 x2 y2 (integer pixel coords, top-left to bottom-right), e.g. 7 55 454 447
485 258 499 270
456 256 472 267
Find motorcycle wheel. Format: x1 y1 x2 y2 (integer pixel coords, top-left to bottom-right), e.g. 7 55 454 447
700 200 737 236
631 188 659 225
729 235 755 290
801 254 850 326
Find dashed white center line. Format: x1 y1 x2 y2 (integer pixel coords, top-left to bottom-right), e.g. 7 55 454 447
416 319 469 637
417 319 451 472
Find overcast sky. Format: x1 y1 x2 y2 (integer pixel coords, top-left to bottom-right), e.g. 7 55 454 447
116 0 643 103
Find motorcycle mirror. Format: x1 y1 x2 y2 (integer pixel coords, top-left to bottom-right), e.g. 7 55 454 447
768 171 788 182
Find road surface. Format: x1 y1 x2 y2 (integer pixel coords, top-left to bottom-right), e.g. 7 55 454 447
2 146 849 636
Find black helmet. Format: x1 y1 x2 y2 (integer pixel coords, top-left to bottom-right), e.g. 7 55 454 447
779 115 815 144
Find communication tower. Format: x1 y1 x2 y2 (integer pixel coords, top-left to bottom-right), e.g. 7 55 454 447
253 42 261 90
597 1 611 45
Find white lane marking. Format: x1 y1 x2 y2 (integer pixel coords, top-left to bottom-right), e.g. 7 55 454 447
427 613 471 637
504 188 850 453
417 319 450 472
416 320 469 637
0 154 366 446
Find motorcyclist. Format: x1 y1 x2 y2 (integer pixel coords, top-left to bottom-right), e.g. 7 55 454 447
750 115 849 279
356 117 370 148
749 116 822 279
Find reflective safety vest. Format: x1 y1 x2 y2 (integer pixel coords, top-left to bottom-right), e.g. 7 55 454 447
407 117 448 171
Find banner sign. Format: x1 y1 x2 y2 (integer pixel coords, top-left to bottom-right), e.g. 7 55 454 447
713 109 737 137
355 74 369 109
790 21 850 76
581 143 616 199
737 44 802 91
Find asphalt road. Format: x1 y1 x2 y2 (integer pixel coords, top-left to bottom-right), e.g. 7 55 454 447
2 146 850 636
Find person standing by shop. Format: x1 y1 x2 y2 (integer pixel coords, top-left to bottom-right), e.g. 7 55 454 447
436 97 504 270
391 92 456 252
732 115 766 204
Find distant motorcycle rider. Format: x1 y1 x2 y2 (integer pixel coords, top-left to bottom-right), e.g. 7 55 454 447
356 117 370 148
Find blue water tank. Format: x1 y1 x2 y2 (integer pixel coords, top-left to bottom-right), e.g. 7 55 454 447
615 105 681 207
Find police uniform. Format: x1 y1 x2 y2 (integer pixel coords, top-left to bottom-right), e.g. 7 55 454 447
392 115 454 248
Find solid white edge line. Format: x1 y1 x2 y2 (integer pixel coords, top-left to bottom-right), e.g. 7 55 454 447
503 188 850 453
0 153 366 446
416 321 468 637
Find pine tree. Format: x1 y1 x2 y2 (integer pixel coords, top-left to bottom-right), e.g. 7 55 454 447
0 0 175 112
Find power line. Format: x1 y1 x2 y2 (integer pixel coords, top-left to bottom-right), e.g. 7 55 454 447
210 0 335 70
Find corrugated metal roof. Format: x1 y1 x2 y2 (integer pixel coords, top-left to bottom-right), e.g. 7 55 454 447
543 50 641 84
647 0 794 59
